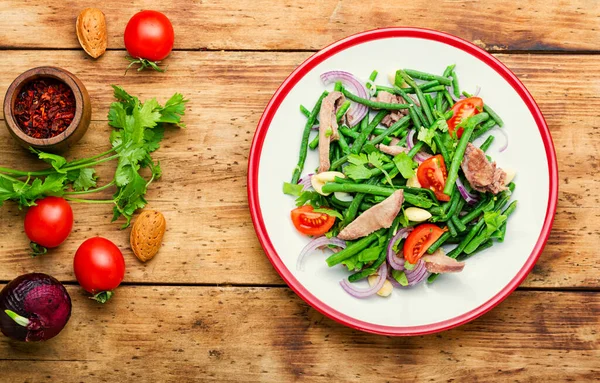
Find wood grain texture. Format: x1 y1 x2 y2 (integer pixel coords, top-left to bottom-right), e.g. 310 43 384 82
1 0 600 51
0 286 597 382
0 51 598 287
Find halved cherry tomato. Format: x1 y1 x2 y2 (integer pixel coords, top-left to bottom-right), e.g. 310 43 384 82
403 224 446 264
291 206 336 236
417 154 451 202
447 97 484 138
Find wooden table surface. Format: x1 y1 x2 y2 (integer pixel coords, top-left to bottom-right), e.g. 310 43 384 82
0 1 598 382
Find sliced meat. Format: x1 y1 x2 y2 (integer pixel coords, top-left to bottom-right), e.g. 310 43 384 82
388 137 401 146
378 143 407 157
338 190 404 240
461 143 507 194
421 250 465 273
372 91 407 127
318 91 345 173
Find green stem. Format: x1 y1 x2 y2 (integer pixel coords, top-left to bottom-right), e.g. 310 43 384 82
64 181 116 195
65 197 115 204
67 145 120 167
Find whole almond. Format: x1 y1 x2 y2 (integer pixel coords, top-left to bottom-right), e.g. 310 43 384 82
76 8 107 58
130 210 166 262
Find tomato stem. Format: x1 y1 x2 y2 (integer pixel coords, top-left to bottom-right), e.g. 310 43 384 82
90 291 114 304
125 56 167 74
29 242 48 257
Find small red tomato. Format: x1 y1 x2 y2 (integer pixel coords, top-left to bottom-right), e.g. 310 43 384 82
74 237 125 303
124 10 174 62
24 197 73 250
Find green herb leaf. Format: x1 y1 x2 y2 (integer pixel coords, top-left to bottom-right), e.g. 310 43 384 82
392 269 409 286
31 149 67 173
342 254 364 271
313 208 343 220
483 211 507 236
283 182 304 196
417 126 436 152
358 246 382 263
72 168 97 191
393 152 416 179
344 164 372 180
295 191 328 209
158 93 189 127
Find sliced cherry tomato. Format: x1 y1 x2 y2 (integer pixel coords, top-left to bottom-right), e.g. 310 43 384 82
417 154 451 202
447 97 484 138
291 206 336 236
403 224 446 264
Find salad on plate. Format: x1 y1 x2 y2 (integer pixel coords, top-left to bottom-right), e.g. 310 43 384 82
283 66 517 299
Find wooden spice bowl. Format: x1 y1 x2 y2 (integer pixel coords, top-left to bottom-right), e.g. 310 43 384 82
3 66 91 152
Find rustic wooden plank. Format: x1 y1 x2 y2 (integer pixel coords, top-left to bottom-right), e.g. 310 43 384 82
0 286 597 382
0 51 598 288
1 0 599 51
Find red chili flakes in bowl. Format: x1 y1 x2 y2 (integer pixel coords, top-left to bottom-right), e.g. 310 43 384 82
13 79 76 139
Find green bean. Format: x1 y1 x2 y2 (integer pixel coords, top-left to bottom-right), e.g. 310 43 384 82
443 90 454 107
352 110 388 154
435 92 443 111
459 239 493 260
447 218 458 237
399 70 434 125
426 232 451 255
330 154 348 170
330 142 341 163
330 194 352 208
424 93 435 112
440 99 449 113
342 193 366 227
433 133 450 164
463 91 504 127
443 113 489 195
291 91 328 183
339 126 358 139
326 231 381 267
369 70 378 82
334 81 343 92
393 86 424 128
342 88 410 110
479 135 495 152
496 200 517 243
300 105 311 117
367 115 411 146
443 64 456 78
337 132 350 155
463 197 513 254
377 81 439 94
450 70 460 98
472 119 497 140
431 189 460 222
404 69 452 86
322 182 395 197
309 134 319 150
460 197 494 225
407 141 425 158
451 214 467 232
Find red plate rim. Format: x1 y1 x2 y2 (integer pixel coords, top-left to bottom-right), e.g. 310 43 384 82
247 27 558 336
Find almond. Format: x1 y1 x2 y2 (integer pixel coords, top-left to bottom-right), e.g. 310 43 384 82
130 210 166 262
76 8 107 59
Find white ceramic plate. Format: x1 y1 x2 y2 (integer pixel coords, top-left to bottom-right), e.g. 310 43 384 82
248 28 558 335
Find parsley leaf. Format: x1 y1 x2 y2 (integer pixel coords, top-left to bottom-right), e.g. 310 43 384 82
313 208 343 220
344 164 372 180
391 269 408 286
483 211 507 236
393 152 416 179
417 126 436 152
283 182 304 196
295 191 327 208
72 169 97 191
31 149 67 173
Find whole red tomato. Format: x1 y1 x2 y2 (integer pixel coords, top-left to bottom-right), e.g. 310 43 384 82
124 10 174 62
74 237 125 303
24 197 73 252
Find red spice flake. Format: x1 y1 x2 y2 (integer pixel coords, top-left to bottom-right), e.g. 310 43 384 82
13 78 76 139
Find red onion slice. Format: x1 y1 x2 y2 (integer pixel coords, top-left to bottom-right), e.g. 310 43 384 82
456 177 479 205
473 85 481 97
387 227 413 270
407 128 432 164
340 262 387 298
496 127 509 152
297 173 314 191
297 236 346 271
320 71 369 127
404 260 429 286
